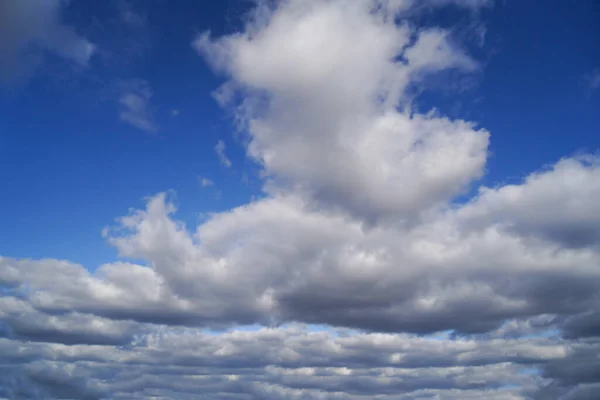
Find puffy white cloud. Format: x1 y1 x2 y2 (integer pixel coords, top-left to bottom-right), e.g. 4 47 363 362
2 0 599 398
195 0 487 223
3 163 600 335
456 156 600 248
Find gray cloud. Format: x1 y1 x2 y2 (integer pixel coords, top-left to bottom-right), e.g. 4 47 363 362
0 296 146 346
456 157 600 249
0 0 95 82
0 325 569 399
1 0 599 398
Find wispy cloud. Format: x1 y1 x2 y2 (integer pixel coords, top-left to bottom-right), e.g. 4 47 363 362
199 177 214 187
585 68 600 92
118 79 157 133
118 1 148 28
214 139 232 168
0 0 95 82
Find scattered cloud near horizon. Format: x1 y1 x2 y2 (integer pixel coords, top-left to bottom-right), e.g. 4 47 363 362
200 177 215 187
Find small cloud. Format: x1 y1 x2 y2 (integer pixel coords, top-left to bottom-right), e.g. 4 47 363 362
585 68 600 92
215 140 232 168
171 109 181 117
119 1 147 28
200 177 214 187
118 79 157 133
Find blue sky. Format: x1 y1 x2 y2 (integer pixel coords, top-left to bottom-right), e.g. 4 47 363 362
1 1 598 268
1 1 600 399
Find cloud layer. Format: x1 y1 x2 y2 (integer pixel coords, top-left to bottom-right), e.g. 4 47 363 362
1 0 599 399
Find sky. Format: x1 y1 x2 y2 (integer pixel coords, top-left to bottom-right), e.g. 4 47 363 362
0 0 599 399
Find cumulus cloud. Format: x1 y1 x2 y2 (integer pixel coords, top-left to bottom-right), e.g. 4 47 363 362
118 79 158 133
0 0 95 81
194 0 486 223
456 156 600 248
1 0 599 398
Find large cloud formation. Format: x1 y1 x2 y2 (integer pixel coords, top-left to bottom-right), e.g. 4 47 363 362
1 0 599 399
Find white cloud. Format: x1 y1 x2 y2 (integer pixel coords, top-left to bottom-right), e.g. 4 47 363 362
456 156 600 248
4 158 600 335
215 140 232 168
0 296 144 345
200 177 214 187
1 0 599 398
195 0 486 223
118 79 158 133
0 0 95 80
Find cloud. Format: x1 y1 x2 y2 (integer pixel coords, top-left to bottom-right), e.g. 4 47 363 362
1 153 599 394
8 168 595 336
118 1 148 28
2 0 600 398
118 79 158 133
194 0 486 223
0 325 569 399
85 0 152 71
0 296 145 346
200 177 215 187
0 0 95 81
215 140 233 168
585 68 600 93
456 156 600 248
